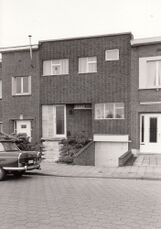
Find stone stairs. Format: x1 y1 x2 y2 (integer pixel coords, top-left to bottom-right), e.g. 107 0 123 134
42 140 61 162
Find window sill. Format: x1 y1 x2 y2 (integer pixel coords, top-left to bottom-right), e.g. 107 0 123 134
78 72 97 74
138 87 161 91
12 93 31 97
42 74 69 77
95 118 125 120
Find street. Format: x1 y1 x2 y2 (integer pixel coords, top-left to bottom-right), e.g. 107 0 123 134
0 174 161 229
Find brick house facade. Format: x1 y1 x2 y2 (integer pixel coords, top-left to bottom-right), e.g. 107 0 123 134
131 37 161 154
0 46 40 144
39 33 132 165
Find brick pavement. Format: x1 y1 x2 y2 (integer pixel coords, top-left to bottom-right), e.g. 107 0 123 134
0 174 161 229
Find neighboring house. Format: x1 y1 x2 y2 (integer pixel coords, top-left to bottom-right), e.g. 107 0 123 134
0 45 40 144
131 37 161 155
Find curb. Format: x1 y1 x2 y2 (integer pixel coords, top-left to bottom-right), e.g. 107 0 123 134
26 170 161 181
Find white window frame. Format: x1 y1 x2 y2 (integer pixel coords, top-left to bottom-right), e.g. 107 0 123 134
105 49 119 61
12 76 31 96
42 105 66 139
43 59 69 76
78 57 97 73
95 103 124 120
0 80 2 99
139 56 161 89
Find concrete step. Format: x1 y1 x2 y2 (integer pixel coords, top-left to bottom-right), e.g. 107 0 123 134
42 140 61 162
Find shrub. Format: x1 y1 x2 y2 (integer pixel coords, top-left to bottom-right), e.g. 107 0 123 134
12 133 41 151
57 132 91 164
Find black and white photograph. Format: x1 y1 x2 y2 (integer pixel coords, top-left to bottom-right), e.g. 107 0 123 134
0 0 161 228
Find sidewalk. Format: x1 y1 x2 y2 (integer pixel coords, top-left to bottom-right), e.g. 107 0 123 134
32 160 161 180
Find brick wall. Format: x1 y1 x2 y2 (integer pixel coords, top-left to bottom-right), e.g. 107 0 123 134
131 44 161 149
73 141 95 166
66 105 92 138
1 50 40 143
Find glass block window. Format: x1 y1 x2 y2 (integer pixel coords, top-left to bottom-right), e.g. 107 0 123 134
105 49 119 61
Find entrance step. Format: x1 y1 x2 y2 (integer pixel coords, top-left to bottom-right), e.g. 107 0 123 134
42 140 61 162
134 154 161 167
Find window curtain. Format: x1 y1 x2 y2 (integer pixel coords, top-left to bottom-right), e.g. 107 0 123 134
147 61 156 87
42 106 54 138
43 60 51 75
79 58 87 73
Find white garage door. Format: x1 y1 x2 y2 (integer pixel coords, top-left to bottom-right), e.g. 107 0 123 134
95 141 128 167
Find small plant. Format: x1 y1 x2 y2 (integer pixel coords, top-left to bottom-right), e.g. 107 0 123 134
57 132 90 164
11 133 41 151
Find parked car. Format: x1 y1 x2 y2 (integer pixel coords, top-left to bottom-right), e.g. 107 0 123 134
0 140 41 180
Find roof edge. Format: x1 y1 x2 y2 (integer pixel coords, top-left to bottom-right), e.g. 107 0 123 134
39 32 133 44
0 44 38 53
131 36 161 46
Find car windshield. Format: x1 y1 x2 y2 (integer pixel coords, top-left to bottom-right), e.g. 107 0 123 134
1 142 19 151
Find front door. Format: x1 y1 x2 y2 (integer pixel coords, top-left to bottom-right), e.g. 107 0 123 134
42 105 66 139
16 120 32 141
140 114 161 153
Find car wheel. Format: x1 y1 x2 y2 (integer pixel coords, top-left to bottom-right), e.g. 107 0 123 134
13 171 25 178
0 167 6 181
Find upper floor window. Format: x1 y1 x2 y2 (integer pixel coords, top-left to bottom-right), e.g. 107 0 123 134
105 49 119 61
0 80 2 99
95 103 124 119
12 76 31 96
78 57 97 73
139 56 161 89
43 59 69 76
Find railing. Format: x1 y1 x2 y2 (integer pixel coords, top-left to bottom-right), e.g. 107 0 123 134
73 141 95 166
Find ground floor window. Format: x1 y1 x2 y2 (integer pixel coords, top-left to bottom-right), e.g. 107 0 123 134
95 103 124 119
42 105 66 138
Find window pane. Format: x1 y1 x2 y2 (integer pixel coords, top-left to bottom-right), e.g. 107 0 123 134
95 103 104 119
56 106 64 135
52 65 61 75
23 77 29 93
149 117 157 143
0 123 3 132
141 116 144 143
147 61 156 87
158 61 161 86
43 60 51 75
42 106 54 138
79 58 87 73
88 63 97 72
105 49 119 61
115 103 124 118
16 77 21 93
51 59 69 75
0 143 4 152
79 57 97 73
88 57 97 72
105 103 114 118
